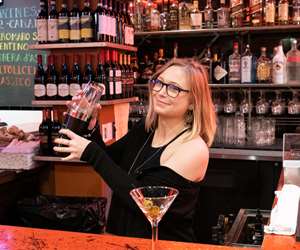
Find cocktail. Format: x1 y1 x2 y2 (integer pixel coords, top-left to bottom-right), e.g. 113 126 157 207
130 186 179 250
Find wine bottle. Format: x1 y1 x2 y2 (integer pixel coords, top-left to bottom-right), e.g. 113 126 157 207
46 55 58 100
58 55 70 100
34 54 46 100
36 0 48 44
58 2 70 43
96 51 106 100
114 50 122 99
51 109 62 156
48 0 59 43
82 54 94 90
39 109 52 155
70 54 82 97
70 2 81 42
81 0 94 42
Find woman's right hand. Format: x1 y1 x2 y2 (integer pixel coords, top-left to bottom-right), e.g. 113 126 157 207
66 91 102 130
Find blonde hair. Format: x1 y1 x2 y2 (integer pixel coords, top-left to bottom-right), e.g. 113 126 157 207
145 58 216 147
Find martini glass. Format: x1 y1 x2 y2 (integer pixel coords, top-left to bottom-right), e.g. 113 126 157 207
130 186 179 250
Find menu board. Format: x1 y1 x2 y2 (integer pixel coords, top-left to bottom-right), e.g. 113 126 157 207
0 0 46 107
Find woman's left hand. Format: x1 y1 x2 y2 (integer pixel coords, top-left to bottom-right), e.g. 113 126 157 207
54 129 91 161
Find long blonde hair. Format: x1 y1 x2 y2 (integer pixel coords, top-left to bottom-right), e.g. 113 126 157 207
145 58 216 147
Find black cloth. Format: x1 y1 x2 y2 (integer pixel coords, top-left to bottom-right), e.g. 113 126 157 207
81 120 200 242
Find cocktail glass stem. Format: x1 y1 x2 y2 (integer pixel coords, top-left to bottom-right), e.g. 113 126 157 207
151 221 158 250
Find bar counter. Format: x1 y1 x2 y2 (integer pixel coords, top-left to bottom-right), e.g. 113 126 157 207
0 224 298 250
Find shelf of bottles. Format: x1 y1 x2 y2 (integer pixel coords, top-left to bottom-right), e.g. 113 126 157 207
135 83 300 88
132 0 300 37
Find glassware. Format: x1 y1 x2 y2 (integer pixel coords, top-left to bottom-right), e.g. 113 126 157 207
234 111 246 145
63 81 104 136
213 91 223 114
256 47 271 83
223 116 235 144
288 91 300 115
130 186 179 250
256 90 269 115
239 89 251 114
287 39 300 85
224 91 237 114
271 91 285 115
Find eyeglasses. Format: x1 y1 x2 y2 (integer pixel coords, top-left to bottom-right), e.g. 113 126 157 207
150 79 190 98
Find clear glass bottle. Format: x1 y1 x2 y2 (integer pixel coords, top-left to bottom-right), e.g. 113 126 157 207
241 44 255 83
135 0 144 31
278 0 289 25
256 47 271 83
204 0 214 28
190 0 202 29
228 42 241 84
179 0 190 30
293 0 300 24
151 3 160 31
160 0 170 30
217 0 230 28
287 39 300 84
265 0 275 25
144 0 152 31
272 44 287 84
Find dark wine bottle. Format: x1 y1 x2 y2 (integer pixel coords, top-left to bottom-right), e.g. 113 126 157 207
34 54 46 100
36 0 48 44
46 55 58 100
81 0 94 42
96 51 106 100
70 54 82 97
48 0 59 43
39 109 52 155
82 54 94 90
58 55 70 100
58 2 70 43
51 109 62 155
70 2 81 43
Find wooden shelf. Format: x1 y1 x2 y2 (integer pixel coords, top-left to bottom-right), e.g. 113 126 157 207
28 42 137 52
210 83 300 88
33 155 85 163
32 97 138 107
135 24 300 38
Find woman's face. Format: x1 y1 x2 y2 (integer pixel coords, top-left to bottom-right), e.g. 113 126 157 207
151 65 191 119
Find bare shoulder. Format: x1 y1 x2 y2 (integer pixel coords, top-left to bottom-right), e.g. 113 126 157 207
163 136 209 182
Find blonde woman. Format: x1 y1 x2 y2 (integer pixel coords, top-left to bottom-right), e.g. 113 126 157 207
54 58 216 242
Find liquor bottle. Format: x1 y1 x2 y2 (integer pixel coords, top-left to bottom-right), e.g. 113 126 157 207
204 0 214 29
228 42 241 84
293 0 300 24
200 47 212 83
287 39 300 84
105 50 114 99
132 55 139 85
151 3 160 31
230 0 244 27
108 0 116 43
39 109 52 155
249 0 263 26
278 0 289 25
81 0 94 42
179 0 190 30
96 51 106 100
128 54 134 97
124 2 135 45
212 53 228 83
36 0 48 44
114 51 122 99
58 3 70 43
190 0 202 29
95 0 105 41
82 54 94 90
51 109 62 156
70 2 81 42
62 82 104 138
272 44 287 84
48 0 59 43
58 55 70 100
111 0 117 43
256 47 271 83
217 0 230 28
160 0 170 30
46 55 58 100
241 44 254 83
265 0 275 25
169 0 179 30
144 0 153 31
135 0 144 32
119 53 126 98
154 48 166 72
123 53 130 97
34 54 46 100
115 1 122 44
70 55 82 97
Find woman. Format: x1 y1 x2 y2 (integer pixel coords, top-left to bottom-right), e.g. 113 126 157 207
54 58 216 242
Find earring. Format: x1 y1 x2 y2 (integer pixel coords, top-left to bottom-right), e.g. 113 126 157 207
185 109 194 125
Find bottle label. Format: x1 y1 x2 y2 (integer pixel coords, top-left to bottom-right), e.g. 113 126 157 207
70 83 81 96
70 17 81 40
116 69 121 77
36 19 48 42
257 62 271 81
134 72 138 79
191 13 202 28
241 56 252 82
278 3 289 21
58 17 70 39
217 10 229 27
273 60 286 83
46 83 57 97
265 3 275 23
109 81 114 95
98 14 105 35
109 70 114 77
115 81 122 94
34 84 46 97
48 19 59 41
214 65 227 81
58 83 69 97
287 56 300 63
229 59 241 81
151 13 160 30
107 16 112 37
111 17 116 38
81 15 93 39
